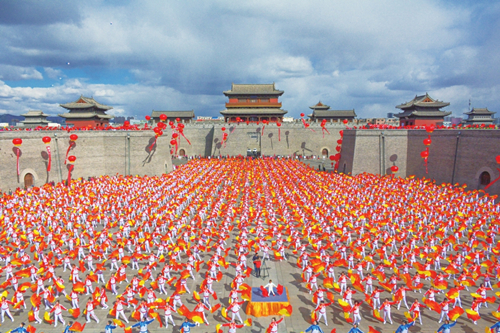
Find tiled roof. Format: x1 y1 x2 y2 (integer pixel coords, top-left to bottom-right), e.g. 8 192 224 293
395 110 452 118
396 93 449 110
60 95 113 111
21 110 50 117
309 101 330 110
220 108 288 115
151 110 195 118
58 112 114 119
464 108 496 115
223 83 284 96
312 110 357 117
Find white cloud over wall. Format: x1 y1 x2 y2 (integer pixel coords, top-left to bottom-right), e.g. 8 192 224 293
0 0 498 118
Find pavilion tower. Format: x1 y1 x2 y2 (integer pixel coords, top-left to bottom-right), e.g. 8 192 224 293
395 93 451 126
59 95 114 128
220 83 287 123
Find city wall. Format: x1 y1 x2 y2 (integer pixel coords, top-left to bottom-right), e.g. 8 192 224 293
0 132 172 191
339 129 500 196
2 125 499 198
177 122 344 157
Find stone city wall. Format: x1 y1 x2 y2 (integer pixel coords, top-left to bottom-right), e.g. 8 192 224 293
339 129 500 197
0 131 172 191
3 125 499 197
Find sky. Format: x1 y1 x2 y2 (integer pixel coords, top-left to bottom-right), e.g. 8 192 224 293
0 0 499 119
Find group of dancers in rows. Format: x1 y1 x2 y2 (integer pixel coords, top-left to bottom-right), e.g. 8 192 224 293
0 158 499 333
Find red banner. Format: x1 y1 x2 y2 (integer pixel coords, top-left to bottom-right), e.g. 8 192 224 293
321 126 330 138
46 146 51 172
65 141 76 164
16 148 20 176
149 136 158 151
67 164 74 186
179 131 191 145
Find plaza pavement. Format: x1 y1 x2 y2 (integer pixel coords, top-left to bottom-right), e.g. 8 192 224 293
0 223 495 333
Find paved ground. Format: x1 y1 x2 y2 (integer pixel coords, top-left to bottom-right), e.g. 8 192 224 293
1 231 495 333
0 159 496 333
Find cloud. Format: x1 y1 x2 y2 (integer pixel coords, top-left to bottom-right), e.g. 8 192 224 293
0 0 498 119
0 0 82 26
0 65 43 81
43 67 65 80
248 56 314 79
0 79 222 118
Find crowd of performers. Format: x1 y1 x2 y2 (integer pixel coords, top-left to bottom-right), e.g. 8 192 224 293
0 158 499 333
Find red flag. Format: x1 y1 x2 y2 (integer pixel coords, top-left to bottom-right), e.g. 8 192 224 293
69 322 86 332
368 327 382 333
68 308 80 318
211 303 221 314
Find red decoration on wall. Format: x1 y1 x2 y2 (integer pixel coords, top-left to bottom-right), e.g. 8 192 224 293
42 137 52 172
67 155 76 186
276 122 281 141
485 155 500 190
321 120 330 138
12 138 22 176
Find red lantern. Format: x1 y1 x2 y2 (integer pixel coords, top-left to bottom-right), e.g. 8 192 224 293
300 113 305 117
67 155 76 163
172 133 178 139
221 127 226 131
496 155 500 164
423 138 432 146
170 140 177 145
124 121 130 127
158 130 163 136
145 115 151 121
329 155 335 161
391 165 399 173
12 138 23 146
337 139 343 145
276 122 281 127
339 130 344 137
160 114 167 122
42 136 51 144
420 151 429 159
153 127 161 134
70 134 78 141
425 125 435 133
176 118 181 122
343 119 348 124
236 117 241 122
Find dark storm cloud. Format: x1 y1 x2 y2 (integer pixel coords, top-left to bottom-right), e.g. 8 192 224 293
0 0 82 26
0 0 499 118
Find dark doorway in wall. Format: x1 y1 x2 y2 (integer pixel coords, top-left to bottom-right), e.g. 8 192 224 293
24 173 34 189
322 148 328 156
179 149 186 156
480 171 491 185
